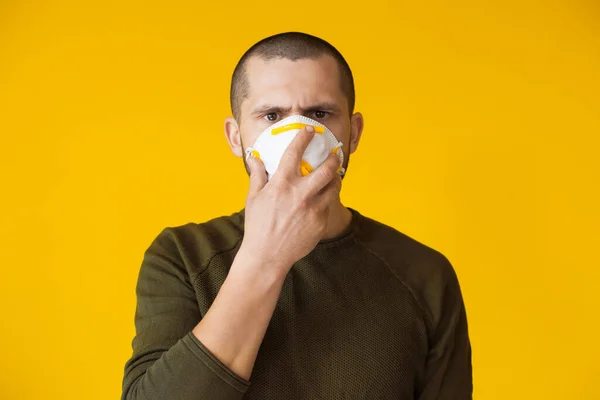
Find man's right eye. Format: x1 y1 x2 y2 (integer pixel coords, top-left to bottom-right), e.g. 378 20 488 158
265 113 278 122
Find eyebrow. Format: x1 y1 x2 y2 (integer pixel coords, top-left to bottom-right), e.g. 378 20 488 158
250 102 342 116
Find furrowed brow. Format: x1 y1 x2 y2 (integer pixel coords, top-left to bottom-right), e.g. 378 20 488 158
250 104 291 116
250 102 342 116
304 103 341 113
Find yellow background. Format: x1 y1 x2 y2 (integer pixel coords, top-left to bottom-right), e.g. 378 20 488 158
1 1 598 399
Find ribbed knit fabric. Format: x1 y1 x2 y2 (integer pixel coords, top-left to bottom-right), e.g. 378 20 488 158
122 207 472 400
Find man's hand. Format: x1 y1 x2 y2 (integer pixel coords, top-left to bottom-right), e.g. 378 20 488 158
240 125 342 276
189 126 342 383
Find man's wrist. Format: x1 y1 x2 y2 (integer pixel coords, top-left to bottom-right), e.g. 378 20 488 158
232 243 289 285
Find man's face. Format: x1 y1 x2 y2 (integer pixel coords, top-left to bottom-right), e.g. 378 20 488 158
234 54 357 178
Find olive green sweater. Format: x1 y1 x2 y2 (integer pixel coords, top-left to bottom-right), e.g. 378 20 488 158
121 207 472 399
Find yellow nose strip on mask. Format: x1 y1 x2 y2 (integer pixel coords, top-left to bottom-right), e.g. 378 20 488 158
300 159 314 176
271 123 325 135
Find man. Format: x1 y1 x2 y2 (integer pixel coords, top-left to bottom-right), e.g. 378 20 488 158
122 32 472 400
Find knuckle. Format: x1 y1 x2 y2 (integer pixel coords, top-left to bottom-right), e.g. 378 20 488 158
296 195 310 211
281 150 298 166
271 177 289 193
319 167 334 182
284 142 297 153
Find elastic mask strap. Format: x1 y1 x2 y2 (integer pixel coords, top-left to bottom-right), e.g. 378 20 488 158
245 147 254 160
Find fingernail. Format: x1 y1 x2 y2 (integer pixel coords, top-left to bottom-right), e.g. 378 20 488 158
305 125 314 133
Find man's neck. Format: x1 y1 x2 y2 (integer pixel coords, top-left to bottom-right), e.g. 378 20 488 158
320 201 353 241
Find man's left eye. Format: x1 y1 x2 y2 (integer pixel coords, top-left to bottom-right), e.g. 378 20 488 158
313 111 328 119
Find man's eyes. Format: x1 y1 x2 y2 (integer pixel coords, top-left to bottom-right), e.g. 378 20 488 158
264 111 329 122
265 112 278 122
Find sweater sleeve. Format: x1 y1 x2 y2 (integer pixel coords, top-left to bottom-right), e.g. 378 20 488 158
417 259 473 400
121 228 251 400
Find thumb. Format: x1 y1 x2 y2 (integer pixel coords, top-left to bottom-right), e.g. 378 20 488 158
247 152 267 196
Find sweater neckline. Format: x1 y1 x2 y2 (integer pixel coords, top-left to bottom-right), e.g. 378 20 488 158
234 206 360 248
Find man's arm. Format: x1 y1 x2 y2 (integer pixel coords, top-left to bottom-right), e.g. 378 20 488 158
121 228 287 400
122 126 342 399
417 260 473 399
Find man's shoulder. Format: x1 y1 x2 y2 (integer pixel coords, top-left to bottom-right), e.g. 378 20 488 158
354 211 454 278
353 211 462 330
147 209 245 278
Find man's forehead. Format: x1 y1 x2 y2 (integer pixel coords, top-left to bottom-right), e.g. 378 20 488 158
242 55 345 110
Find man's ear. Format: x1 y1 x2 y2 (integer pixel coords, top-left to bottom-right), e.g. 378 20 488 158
224 116 243 157
349 112 364 155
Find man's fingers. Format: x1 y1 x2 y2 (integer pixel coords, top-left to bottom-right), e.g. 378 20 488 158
303 152 341 197
247 153 267 197
276 126 316 177
316 172 342 203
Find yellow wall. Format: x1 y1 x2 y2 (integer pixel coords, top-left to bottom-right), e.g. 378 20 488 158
1 1 598 399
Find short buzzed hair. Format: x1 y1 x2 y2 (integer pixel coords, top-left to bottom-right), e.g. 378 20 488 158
230 32 355 122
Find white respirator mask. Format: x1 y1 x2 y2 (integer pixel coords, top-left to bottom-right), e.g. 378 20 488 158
245 115 345 181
